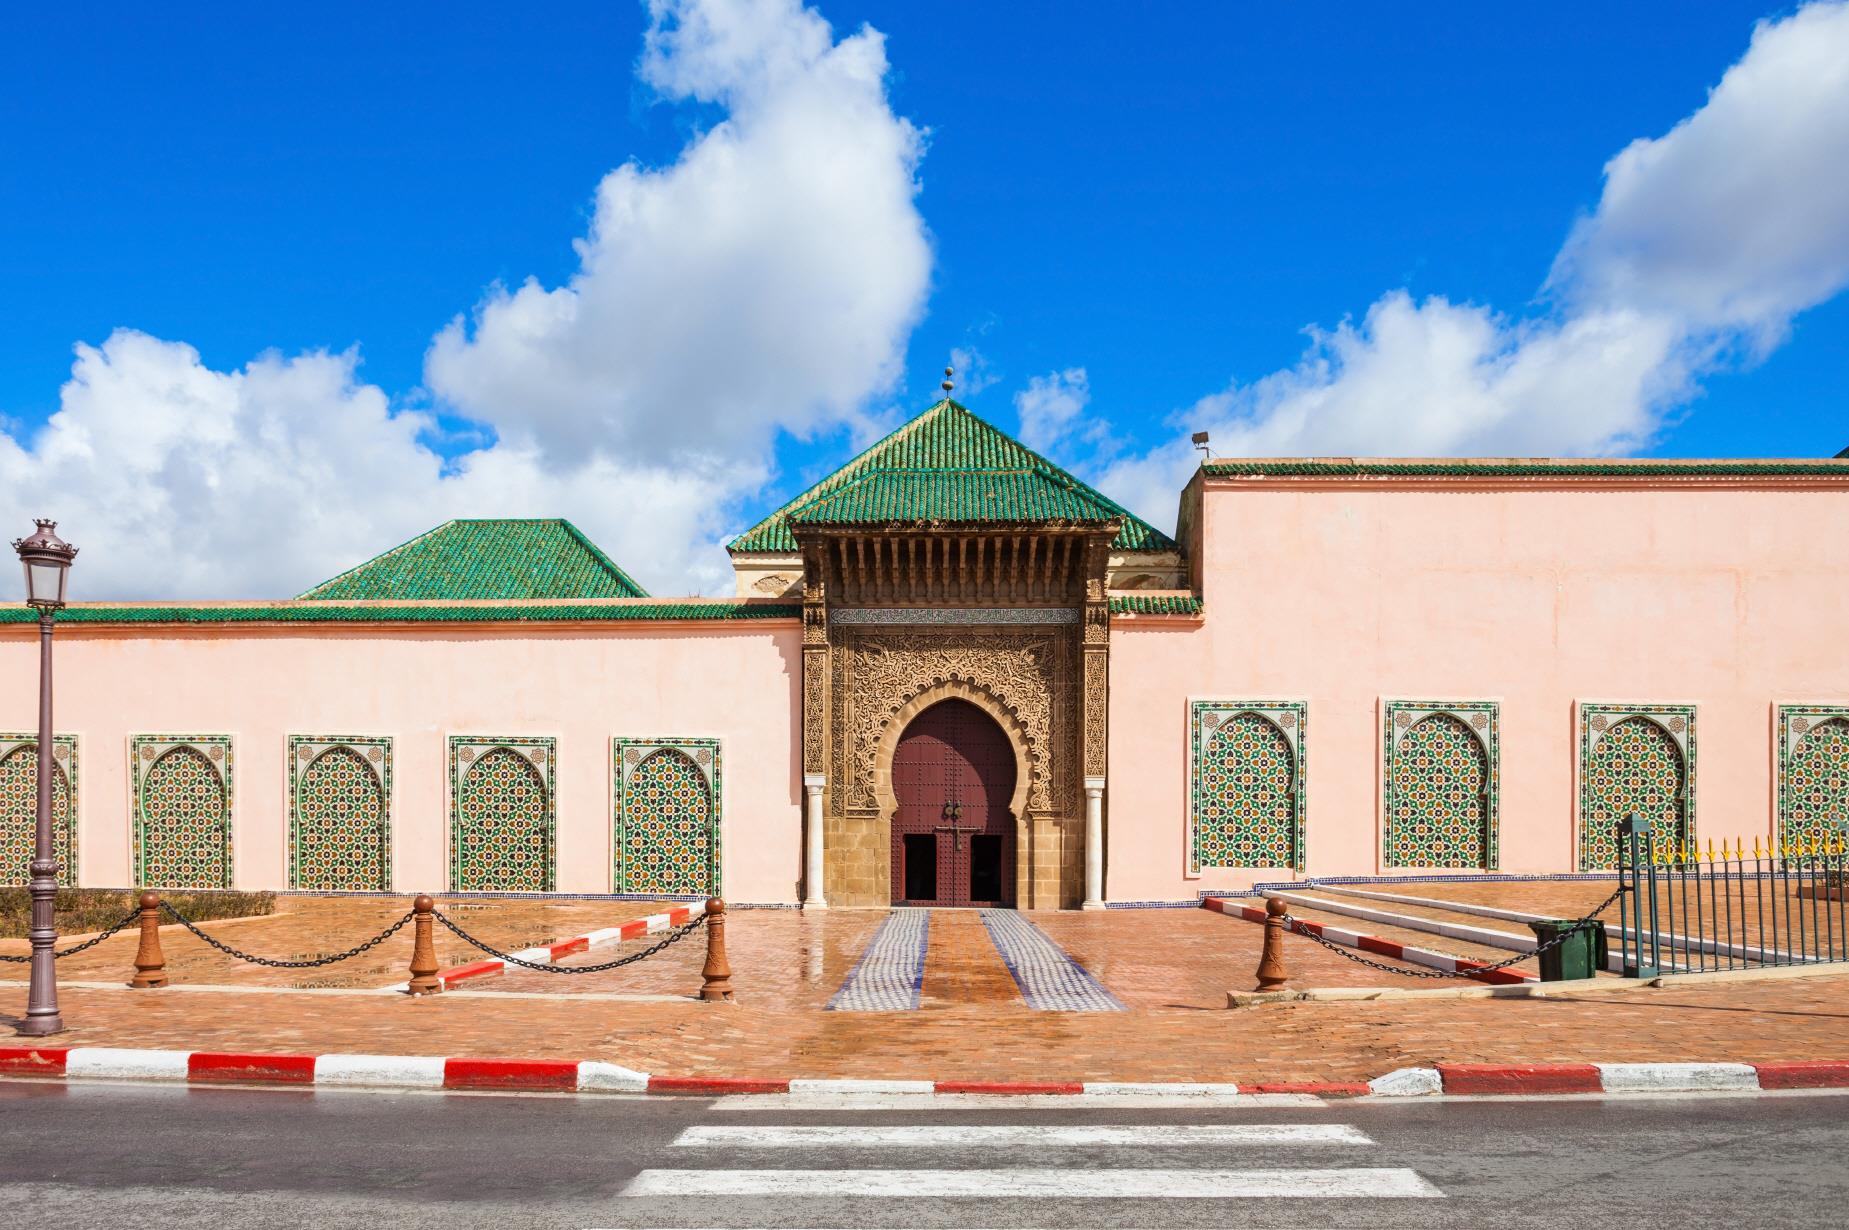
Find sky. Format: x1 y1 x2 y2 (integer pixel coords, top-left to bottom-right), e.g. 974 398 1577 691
2 1 1847 599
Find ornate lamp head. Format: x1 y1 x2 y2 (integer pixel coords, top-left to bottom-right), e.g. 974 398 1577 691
12 519 76 610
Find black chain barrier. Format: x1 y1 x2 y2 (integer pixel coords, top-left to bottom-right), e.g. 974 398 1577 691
433 909 706 974
1280 883 1629 980
0 908 141 963
157 901 414 969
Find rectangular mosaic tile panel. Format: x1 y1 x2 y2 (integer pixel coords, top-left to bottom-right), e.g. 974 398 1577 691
979 909 1124 1011
1776 705 1849 849
1382 701 1499 871
613 737 722 895
0 733 77 887
288 735 392 891
130 734 233 889
826 908 929 1011
1188 701 1306 873
448 736 556 892
1577 703 1695 870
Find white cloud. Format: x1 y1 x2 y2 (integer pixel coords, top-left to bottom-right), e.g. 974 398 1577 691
1013 367 1101 454
0 0 930 600
946 345 999 398
425 0 929 467
1095 0 1849 531
0 332 748 599
1549 1 1849 341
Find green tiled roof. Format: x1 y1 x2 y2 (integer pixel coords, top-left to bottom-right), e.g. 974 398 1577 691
300 519 648 600
730 400 1175 553
1109 593 1203 617
0 601 795 626
1203 459 1849 479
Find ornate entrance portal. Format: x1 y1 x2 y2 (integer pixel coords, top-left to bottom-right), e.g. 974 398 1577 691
727 396 1182 909
891 699 1017 907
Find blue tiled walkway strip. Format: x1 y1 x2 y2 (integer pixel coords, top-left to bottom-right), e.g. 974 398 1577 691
826 909 930 1011
979 909 1125 1012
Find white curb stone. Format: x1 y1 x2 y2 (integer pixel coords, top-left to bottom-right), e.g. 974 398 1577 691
314 1054 447 1088
66 1048 190 1081
1595 1062 1759 1093
1271 891 1538 953
577 1060 651 1092
1368 1066 1443 1097
788 1078 936 1094
1081 1082 1245 1097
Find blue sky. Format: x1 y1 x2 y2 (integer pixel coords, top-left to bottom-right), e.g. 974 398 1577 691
2 2 1846 597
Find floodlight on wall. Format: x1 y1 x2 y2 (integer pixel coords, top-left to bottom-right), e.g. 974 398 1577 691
1191 430 1210 460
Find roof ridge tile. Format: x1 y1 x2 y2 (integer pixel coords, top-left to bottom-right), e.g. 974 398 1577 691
730 399 1174 552
299 518 650 601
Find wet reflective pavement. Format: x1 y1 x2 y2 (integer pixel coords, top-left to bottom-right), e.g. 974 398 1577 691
4 896 1848 1086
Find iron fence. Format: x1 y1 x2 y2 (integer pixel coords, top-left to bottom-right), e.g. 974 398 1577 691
1617 816 1848 977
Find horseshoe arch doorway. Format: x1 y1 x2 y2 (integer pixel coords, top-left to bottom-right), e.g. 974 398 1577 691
889 699 1017 907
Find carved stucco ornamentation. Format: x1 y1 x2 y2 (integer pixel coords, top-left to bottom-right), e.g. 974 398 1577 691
802 662 827 777
1082 648 1108 777
832 627 1070 814
1078 577 1110 777
800 548 830 776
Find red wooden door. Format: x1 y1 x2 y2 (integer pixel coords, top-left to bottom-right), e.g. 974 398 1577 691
890 699 1017 907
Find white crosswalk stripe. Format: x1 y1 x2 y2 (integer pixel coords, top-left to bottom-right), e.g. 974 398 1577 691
624 1167 1443 1198
709 1091 1324 1109
672 1123 1375 1148
620 1109 1448 1214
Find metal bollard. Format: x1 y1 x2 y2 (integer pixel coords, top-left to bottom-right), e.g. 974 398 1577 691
129 892 168 989
700 897 734 1002
1254 896 1289 992
407 895 442 996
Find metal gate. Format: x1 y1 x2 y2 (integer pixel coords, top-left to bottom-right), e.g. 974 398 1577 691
1618 815 1848 975
890 699 1017 907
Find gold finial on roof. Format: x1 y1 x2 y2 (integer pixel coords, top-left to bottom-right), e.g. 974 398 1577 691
942 366 954 398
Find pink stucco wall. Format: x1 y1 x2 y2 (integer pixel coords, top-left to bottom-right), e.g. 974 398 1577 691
0 621 804 900
11 474 1845 908
1107 475 1849 902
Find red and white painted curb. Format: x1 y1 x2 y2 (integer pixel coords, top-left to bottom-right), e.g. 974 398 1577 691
1204 896 1537 985
428 901 705 989
1375 1061 1849 1097
0 1047 1260 1097
1 1045 1843 1100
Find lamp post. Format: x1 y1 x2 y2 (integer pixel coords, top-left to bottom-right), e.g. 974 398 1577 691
13 519 75 1036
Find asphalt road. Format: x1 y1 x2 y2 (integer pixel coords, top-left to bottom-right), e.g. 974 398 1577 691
0 1080 1843 1228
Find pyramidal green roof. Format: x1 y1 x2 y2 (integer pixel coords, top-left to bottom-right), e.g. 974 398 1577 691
300 519 648 601
729 400 1175 553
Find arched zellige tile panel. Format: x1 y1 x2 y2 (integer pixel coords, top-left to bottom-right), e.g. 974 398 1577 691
0 735 76 887
1578 705 1693 870
1383 701 1497 870
614 741 720 895
290 738 391 891
1777 707 1849 849
132 736 233 889
449 737 554 892
1189 702 1305 871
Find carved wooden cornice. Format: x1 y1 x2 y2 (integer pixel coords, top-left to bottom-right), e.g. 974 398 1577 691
794 525 1114 608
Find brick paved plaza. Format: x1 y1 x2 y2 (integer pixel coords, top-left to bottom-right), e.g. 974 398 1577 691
3 892 1845 1085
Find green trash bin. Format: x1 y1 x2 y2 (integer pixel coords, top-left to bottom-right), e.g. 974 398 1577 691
1528 919 1608 981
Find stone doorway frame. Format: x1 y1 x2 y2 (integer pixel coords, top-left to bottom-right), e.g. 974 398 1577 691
877 681 1034 907
795 524 1115 911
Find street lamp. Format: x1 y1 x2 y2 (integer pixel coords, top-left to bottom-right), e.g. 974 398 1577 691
12 519 75 1036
